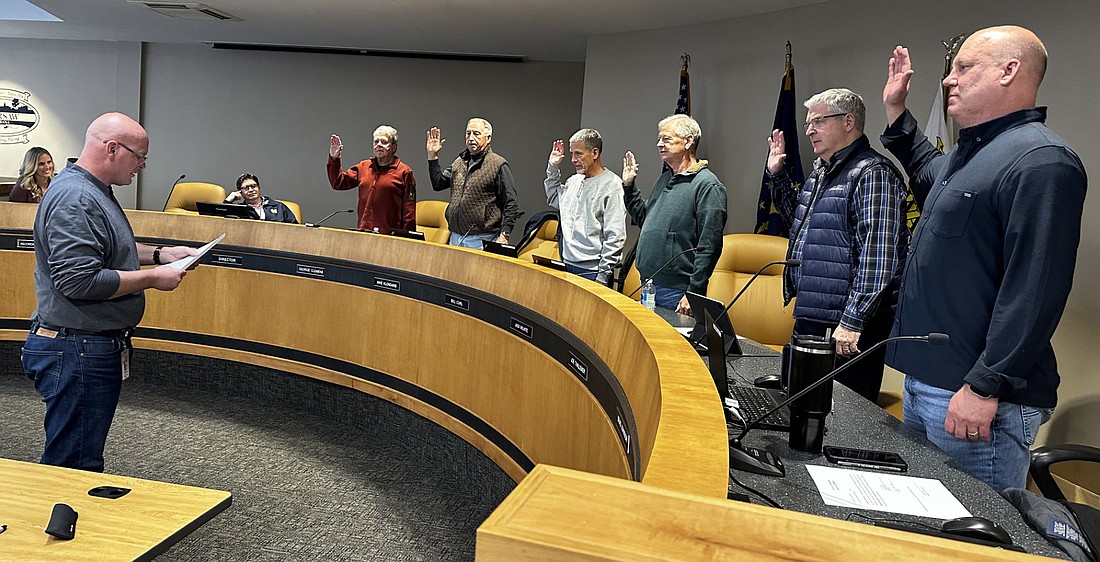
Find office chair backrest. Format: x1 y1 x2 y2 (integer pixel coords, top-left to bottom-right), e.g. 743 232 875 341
164 182 226 215
278 199 302 223
416 200 450 244
706 233 795 350
517 217 559 262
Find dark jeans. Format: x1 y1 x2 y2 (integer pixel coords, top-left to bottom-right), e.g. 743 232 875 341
21 331 125 472
793 307 893 403
565 263 601 283
653 284 686 310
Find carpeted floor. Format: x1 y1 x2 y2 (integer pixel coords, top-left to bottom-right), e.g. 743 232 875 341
0 341 514 561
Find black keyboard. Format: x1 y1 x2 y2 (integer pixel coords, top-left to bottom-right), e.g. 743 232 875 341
728 385 790 431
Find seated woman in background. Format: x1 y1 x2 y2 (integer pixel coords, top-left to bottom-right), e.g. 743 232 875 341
225 173 299 223
10 146 54 203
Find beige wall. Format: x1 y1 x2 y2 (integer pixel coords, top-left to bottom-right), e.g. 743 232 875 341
581 0 1100 447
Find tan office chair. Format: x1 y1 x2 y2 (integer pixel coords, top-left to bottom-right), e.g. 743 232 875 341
517 219 559 262
278 199 302 223
416 200 450 244
706 233 795 351
164 182 226 215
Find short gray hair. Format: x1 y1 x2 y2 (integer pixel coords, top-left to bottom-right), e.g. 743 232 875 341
568 128 602 152
657 114 701 150
804 88 866 132
467 117 493 136
373 125 398 144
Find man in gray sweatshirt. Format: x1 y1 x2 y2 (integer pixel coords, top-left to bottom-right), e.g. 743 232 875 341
544 129 627 284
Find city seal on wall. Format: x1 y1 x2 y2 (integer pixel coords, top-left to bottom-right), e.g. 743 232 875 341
0 89 40 144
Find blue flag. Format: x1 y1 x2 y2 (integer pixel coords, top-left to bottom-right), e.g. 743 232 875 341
675 54 691 115
756 44 804 237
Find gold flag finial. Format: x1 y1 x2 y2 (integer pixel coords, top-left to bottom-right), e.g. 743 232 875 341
941 33 966 78
680 52 690 70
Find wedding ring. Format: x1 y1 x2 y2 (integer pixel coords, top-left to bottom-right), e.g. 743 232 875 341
967 431 979 437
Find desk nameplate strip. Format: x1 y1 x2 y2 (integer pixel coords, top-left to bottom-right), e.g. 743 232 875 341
0 230 640 479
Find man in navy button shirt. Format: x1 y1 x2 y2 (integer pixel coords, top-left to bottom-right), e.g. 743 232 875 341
880 26 1087 491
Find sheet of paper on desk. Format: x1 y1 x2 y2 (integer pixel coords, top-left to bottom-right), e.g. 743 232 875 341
168 233 225 270
805 464 972 519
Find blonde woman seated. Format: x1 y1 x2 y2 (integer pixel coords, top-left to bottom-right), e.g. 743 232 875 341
10 147 54 203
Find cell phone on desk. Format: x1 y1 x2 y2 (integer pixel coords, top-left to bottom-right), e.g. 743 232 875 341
823 446 908 472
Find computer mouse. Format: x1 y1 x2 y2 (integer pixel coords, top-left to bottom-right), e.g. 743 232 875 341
941 516 1013 546
753 374 783 390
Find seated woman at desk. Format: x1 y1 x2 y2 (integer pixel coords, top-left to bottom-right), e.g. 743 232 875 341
224 173 298 223
9 146 54 203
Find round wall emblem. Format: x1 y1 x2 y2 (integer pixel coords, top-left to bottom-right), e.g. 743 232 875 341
1 89 40 144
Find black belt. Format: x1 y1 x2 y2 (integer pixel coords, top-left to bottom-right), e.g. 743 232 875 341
30 321 133 339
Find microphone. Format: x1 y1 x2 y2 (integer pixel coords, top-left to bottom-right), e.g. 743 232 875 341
161 174 187 211
729 332 950 477
627 246 705 299
689 258 800 346
305 209 353 228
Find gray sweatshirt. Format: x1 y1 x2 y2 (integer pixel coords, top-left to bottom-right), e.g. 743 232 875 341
544 164 627 282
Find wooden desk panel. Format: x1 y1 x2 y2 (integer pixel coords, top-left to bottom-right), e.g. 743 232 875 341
0 458 230 561
0 202 729 498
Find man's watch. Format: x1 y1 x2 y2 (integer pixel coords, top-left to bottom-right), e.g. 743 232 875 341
968 384 997 400
153 246 164 265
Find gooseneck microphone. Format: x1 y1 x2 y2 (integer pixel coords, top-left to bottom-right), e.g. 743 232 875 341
305 209 353 228
729 332 950 477
689 258 800 346
627 246 705 299
161 174 187 211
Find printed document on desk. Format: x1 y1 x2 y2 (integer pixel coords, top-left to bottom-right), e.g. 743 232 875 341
168 233 225 270
806 464 971 519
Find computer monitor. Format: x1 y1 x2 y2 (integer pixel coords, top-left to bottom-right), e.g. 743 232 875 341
685 291 742 355
482 240 519 258
195 201 255 219
390 229 426 241
531 254 567 271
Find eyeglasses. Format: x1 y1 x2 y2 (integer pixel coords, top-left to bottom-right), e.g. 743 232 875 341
103 139 148 163
238 183 259 191
803 113 848 132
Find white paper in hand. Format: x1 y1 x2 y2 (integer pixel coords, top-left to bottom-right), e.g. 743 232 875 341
168 233 225 270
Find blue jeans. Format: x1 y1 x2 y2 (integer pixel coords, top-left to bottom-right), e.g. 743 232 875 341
565 263 603 283
22 332 126 472
903 376 1050 492
653 284 686 310
449 231 498 249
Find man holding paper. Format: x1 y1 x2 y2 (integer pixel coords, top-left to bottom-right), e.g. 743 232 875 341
22 112 198 472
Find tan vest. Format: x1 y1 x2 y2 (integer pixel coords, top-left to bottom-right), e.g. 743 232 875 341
447 148 507 235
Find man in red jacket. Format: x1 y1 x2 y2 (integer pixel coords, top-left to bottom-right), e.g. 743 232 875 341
328 125 417 232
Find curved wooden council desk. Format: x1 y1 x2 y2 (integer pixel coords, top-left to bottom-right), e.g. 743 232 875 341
0 201 729 497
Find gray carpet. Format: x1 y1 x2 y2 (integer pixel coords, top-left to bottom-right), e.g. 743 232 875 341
0 341 514 561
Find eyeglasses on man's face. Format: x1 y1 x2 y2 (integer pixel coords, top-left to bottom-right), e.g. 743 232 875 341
103 139 148 163
803 113 848 132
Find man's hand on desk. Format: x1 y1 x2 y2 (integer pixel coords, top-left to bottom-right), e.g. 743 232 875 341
945 384 998 442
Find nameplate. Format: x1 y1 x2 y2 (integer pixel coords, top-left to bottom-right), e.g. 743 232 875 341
509 317 532 339
296 264 326 278
444 294 470 311
210 253 244 266
373 277 401 292
615 409 631 454
16 238 33 250
567 352 589 382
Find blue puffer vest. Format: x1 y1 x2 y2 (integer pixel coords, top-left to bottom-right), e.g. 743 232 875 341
785 135 899 324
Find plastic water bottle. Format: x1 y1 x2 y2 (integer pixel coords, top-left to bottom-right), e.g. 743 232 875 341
642 279 656 310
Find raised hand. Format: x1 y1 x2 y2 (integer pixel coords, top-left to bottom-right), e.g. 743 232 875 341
549 139 565 166
426 127 445 160
622 151 638 185
884 45 914 124
329 134 343 159
766 129 787 175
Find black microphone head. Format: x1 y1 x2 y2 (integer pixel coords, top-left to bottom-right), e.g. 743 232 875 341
927 333 950 345
344 209 354 213
693 246 705 252
786 259 801 266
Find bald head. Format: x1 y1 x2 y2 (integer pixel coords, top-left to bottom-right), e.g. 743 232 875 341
967 25 1048 88
77 112 149 187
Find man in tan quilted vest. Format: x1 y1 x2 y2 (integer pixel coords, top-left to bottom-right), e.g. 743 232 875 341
426 118 520 248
